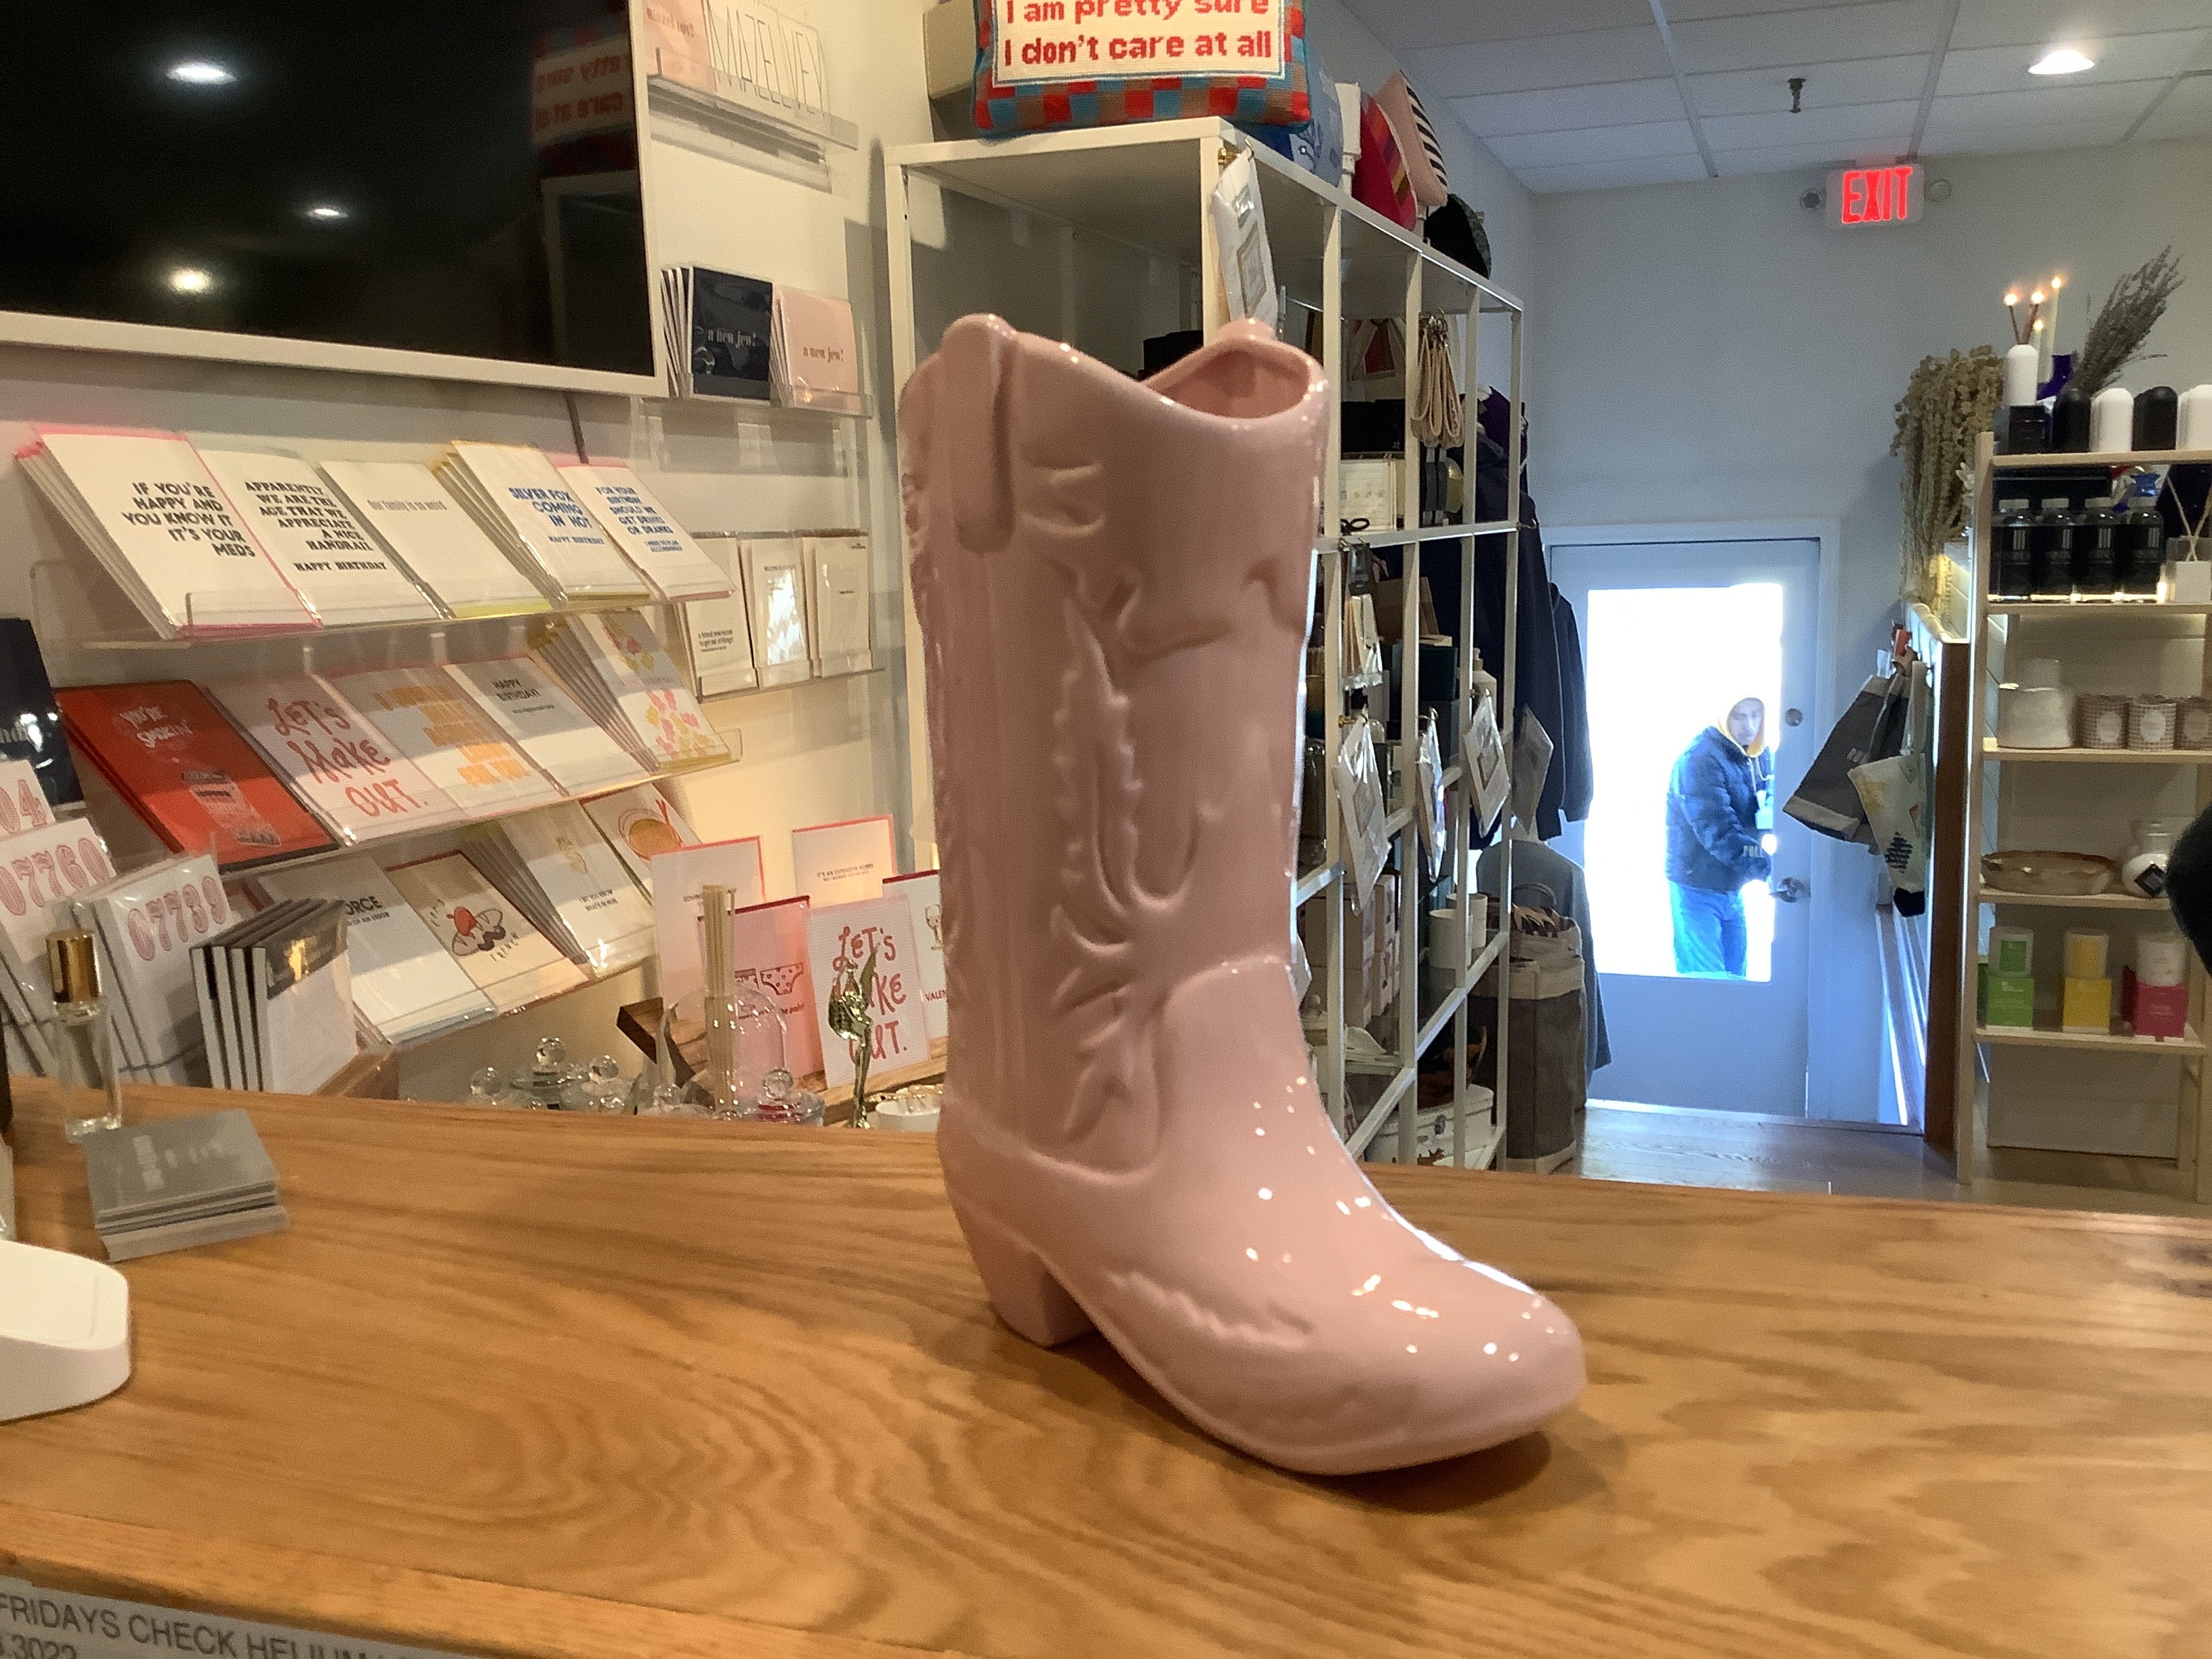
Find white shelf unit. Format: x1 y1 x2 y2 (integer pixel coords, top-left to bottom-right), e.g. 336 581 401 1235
1956 432 2212 1198
884 119 1524 1168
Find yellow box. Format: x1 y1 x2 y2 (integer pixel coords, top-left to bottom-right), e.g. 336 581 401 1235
2062 976 2114 1035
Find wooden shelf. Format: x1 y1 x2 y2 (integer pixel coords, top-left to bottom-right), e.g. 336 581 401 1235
1976 1022 2203 1057
1976 885 2167 911
1983 741 2212 764
1991 447 2212 469
1986 600 2210 615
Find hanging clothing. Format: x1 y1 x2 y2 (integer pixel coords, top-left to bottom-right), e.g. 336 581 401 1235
1476 838 1610 1075
1551 589 1593 825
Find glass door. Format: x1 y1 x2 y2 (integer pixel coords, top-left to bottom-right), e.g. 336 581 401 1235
1552 538 1820 1115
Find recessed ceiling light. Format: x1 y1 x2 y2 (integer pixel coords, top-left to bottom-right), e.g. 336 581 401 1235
2030 47 2095 75
166 59 234 85
306 204 348 221
166 267 214 295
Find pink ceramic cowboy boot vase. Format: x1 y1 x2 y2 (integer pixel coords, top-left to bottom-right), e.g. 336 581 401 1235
900 315 1584 1475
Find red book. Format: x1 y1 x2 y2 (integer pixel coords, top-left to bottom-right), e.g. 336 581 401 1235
57 681 336 869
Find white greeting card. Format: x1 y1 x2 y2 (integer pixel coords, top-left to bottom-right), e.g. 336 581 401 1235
318 459 548 619
19 428 315 636
0 817 119 1007
583 784 699 893
474 803 655 973
545 611 732 770
72 849 224 1081
438 443 651 604
792 815 895 905
742 537 811 687
0 760 55 838
387 852 586 1013
557 462 731 601
198 450 441 626
445 656 649 797
804 535 871 674
804 895 928 1090
327 665 562 819
207 675 466 845
884 869 945 1042
256 855 493 1045
726 895 820 1077
651 835 765 1004
682 534 758 697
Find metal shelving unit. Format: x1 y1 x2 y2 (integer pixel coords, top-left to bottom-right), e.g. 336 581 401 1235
884 118 1523 1167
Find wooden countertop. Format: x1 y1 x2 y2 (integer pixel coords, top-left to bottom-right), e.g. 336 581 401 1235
6 1082 2212 1658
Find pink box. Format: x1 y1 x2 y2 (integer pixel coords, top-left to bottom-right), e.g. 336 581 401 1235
2124 968 2190 1040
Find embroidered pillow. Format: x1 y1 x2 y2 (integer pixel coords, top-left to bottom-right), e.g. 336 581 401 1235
972 3 1315 135
1352 94 1416 229
1376 70 1450 211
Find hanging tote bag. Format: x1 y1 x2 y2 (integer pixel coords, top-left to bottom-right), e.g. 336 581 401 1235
1784 668 1912 843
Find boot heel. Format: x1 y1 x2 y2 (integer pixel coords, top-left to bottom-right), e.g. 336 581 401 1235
954 1204 1094 1347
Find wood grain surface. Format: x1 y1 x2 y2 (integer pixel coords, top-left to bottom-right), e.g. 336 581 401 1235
7 1079 2212 1658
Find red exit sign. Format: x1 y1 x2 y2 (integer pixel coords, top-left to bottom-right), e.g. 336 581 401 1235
1828 163 1923 227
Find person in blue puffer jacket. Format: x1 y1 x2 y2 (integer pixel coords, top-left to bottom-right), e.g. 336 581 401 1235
1666 699 1773 977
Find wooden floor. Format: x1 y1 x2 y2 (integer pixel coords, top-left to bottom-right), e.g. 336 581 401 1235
1575 1100 2212 1216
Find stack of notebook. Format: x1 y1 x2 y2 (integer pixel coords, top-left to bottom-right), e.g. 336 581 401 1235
462 803 655 974
81 1109 287 1262
540 612 733 771
192 899 358 1094
16 428 316 638
661 266 773 401
434 443 653 606
769 287 863 413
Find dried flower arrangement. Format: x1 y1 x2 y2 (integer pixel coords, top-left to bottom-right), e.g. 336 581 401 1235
2071 247 2184 395
1892 346 2005 602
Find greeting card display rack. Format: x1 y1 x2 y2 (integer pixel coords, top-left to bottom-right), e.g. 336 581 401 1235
884 118 1525 1168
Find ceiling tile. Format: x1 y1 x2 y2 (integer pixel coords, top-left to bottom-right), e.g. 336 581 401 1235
1703 98 1925 150
1488 119 1704 168
1936 28 2211 94
1513 154 1714 192
1668 0 1952 74
1709 134 1918 173
2133 73 2212 139
1951 0 2212 51
1340 0 1654 52
1401 27 1672 98
1920 117 2138 155
1925 78 2171 128
1446 77 1686 137
1687 53 1931 116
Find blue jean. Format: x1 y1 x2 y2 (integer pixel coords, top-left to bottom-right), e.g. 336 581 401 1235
1671 882 1748 977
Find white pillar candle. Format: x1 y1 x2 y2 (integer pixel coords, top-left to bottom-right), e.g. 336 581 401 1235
2179 385 2212 451
2004 344 2041 406
2091 388 2134 453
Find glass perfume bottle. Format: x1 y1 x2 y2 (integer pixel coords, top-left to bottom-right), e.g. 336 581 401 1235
46 929 123 1143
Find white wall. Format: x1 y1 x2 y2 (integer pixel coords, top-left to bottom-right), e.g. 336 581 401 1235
1530 136 2212 1119
0 1 936 1103
1300 0 1535 302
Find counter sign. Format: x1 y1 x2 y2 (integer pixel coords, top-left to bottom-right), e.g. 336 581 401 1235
1828 164 1923 228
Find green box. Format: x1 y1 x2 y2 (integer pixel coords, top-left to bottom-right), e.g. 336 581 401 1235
1984 970 2037 1028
